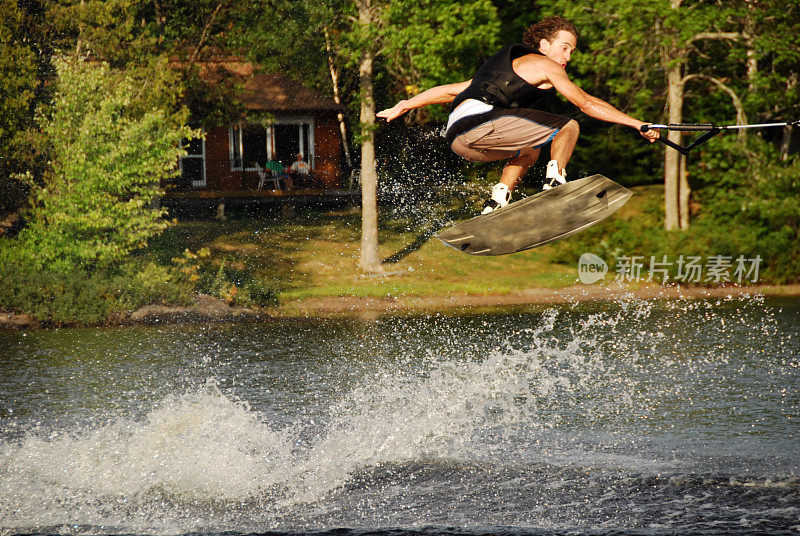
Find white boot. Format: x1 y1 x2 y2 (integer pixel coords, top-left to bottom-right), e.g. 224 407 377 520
542 160 567 190
481 183 511 214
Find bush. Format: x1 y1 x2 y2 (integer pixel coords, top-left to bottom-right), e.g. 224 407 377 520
244 280 279 307
0 241 194 325
114 261 196 310
15 55 196 270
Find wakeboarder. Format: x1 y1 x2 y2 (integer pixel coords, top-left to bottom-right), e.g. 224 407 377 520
377 16 660 214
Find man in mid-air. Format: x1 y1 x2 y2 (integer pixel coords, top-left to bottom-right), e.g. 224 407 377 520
377 16 659 214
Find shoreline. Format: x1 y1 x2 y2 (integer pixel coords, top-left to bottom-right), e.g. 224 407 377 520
272 282 800 316
3 283 799 330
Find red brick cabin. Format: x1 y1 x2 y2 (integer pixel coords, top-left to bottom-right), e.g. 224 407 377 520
166 58 352 205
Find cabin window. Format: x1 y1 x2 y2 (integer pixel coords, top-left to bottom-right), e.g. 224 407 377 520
179 131 206 187
230 118 315 171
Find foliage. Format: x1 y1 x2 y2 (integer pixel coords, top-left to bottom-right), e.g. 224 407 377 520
14 55 196 270
0 241 194 325
738 0 800 123
535 0 737 185
171 246 212 283
170 247 277 307
378 0 500 90
551 0 739 112
368 0 500 123
232 1 342 92
237 0 502 126
0 0 37 152
0 0 40 214
244 280 279 307
0 233 278 324
694 137 800 283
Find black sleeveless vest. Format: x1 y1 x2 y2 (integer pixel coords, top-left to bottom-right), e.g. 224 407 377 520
451 43 553 111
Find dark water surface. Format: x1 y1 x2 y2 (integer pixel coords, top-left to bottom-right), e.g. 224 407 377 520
1 297 798 536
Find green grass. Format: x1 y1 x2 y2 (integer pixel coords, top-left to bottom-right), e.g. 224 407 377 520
135 183 674 308
145 202 587 306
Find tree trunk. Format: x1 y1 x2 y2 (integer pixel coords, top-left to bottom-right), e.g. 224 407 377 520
356 1 383 273
75 0 85 56
745 2 757 92
781 126 794 161
190 2 224 62
679 153 690 230
781 75 796 161
324 27 353 170
664 61 682 231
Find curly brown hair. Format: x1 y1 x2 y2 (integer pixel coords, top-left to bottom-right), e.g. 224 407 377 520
522 16 578 50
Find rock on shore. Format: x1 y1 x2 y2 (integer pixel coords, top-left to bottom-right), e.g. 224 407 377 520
0 294 264 330
0 312 40 329
128 294 263 324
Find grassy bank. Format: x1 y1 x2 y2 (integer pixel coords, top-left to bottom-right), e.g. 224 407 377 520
5 182 794 326
2 189 587 326
144 206 578 306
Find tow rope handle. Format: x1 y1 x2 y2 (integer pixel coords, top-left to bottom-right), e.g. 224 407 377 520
641 124 723 155
641 121 799 155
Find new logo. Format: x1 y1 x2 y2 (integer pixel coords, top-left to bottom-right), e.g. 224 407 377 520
578 253 608 284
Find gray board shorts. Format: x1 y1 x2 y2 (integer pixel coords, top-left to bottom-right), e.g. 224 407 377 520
446 107 572 162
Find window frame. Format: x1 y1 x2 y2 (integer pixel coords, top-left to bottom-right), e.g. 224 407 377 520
229 117 315 172
179 130 206 188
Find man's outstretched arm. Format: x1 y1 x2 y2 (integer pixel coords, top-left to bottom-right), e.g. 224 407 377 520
377 80 471 122
542 63 659 142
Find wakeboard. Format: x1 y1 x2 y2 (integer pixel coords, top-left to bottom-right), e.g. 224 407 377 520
437 174 631 255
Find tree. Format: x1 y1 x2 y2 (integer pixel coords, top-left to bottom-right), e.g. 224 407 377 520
354 0 382 272
3 0 197 210
737 0 800 161
15 0 249 131
15 55 195 269
660 0 749 230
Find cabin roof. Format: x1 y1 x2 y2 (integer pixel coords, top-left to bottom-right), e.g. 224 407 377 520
195 58 343 113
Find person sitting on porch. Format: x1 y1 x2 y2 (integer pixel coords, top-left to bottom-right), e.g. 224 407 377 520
288 153 315 188
289 153 311 175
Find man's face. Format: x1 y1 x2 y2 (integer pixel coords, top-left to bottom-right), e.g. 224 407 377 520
539 30 577 68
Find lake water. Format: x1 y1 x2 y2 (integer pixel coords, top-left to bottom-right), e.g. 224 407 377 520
1 296 799 536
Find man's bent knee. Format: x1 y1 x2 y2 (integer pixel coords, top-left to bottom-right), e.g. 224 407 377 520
512 146 541 165
564 119 579 136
